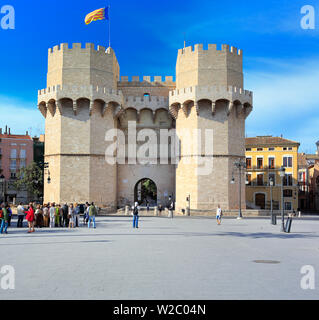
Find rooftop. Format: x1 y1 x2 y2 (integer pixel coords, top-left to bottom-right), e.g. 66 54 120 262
245 136 300 147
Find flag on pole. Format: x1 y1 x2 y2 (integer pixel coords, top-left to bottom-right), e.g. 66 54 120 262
85 7 109 25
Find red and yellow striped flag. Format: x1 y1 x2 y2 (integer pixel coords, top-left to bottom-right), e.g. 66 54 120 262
85 7 108 25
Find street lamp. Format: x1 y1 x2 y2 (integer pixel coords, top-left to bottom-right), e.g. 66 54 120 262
231 160 246 219
269 177 275 225
0 175 5 203
279 166 286 232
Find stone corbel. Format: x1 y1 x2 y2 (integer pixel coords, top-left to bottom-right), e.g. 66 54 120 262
46 102 55 117
102 102 108 117
136 110 140 123
89 101 94 116
73 101 77 116
56 100 62 115
38 104 47 118
227 101 234 116
212 102 216 115
194 102 199 116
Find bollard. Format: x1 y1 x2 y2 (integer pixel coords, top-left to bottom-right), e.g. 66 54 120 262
285 217 293 233
125 205 130 216
154 207 158 216
271 213 277 225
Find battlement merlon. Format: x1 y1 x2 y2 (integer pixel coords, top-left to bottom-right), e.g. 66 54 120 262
177 43 242 57
118 76 175 87
47 43 120 89
48 43 115 55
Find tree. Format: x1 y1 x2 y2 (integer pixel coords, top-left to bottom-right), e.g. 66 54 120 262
14 162 43 200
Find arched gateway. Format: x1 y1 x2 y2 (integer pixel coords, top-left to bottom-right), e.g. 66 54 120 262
134 178 157 206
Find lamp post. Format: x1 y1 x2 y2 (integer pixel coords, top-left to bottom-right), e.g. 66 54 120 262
279 166 286 232
269 177 274 224
231 160 247 219
0 175 5 203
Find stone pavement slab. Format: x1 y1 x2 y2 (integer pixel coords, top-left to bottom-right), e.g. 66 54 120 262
0 216 318 300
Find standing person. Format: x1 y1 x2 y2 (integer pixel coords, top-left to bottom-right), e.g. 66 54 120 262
216 204 222 225
35 205 43 228
49 203 55 228
74 203 80 228
68 204 75 229
132 202 140 229
7 204 12 227
25 202 35 233
146 200 150 213
83 202 89 226
168 196 174 219
0 203 9 234
88 202 97 229
54 204 60 227
62 203 69 228
43 204 49 227
17 202 25 228
58 205 63 227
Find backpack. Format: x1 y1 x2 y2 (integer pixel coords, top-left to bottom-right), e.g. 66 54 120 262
133 206 138 215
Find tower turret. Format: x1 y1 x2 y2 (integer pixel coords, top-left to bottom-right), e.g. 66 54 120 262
38 43 123 209
170 44 253 213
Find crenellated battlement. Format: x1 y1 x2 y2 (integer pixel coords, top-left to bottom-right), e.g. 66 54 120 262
169 84 253 114
124 95 169 111
48 43 113 55
177 43 242 57
119 76 175 86
170 85 252 98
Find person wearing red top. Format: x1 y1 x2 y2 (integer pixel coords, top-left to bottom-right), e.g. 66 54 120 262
25 202 35 233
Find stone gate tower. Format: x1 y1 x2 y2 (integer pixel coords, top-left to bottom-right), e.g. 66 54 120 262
169 44 253 213
38 43 123 210
38 42 253 214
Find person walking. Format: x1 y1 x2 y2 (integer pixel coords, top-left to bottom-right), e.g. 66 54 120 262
132 202 140 229
49 203 55 228
68 204 75 229
0 203 9 234
88 202 97 229
25 202 35 233
83 202 89 226
168 196 174 219
17 202 25 228
216 204 222 225
7 204 12 227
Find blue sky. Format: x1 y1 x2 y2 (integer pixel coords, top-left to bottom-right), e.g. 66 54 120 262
0 0 318 153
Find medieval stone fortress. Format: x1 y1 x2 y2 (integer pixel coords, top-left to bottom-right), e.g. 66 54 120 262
37 42 254 214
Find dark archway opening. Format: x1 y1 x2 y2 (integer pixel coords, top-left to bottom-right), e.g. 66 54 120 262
134 178 157 206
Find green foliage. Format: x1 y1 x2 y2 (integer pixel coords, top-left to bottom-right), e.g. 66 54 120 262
13 162 43 198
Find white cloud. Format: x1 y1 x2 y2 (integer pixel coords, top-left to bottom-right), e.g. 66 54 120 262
0 96 44 137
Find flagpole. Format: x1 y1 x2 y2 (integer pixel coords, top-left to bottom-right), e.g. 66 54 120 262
108 4 111 48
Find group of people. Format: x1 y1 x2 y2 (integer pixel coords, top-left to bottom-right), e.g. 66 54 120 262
0 201 98 234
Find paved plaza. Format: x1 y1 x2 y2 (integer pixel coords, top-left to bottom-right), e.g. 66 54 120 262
0 215 319 300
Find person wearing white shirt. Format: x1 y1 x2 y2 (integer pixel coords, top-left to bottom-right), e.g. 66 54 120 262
49 203 56 228
216 205 222 225
17 203 25 228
